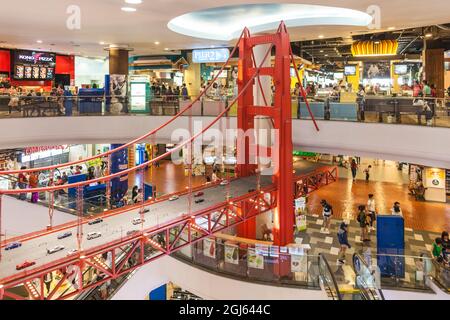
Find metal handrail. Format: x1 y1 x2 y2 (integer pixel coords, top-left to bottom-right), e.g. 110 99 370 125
353 253 385 300
318 253 342 300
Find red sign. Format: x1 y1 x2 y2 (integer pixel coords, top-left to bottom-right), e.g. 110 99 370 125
24 145 66 156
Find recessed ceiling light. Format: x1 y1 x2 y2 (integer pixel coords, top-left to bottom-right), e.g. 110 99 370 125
318 35 324 39
36 40 43 44
164 48 169 51
154 41 160 45
425 33 433 38
121 7 136 12
99 41 106 45
125 0 142 3
320 50 324 53
388 26 395 30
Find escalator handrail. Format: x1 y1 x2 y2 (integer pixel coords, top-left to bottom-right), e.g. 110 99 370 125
318 253 342 300
352 253 385 300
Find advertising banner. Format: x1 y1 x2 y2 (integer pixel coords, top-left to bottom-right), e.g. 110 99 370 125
290 254 307 273
224 244 239 265
363 61 391 79
203 238 216 259
248 248 264 269
110 74 128 114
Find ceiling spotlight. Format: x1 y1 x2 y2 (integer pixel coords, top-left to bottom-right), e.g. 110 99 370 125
99 41 106 45
154 41 160 45
318 35 324 39
164 48 169 51
125 0 142 3
121 7 137 12
320 50 324 53
388 26 396 30
36 40 43 44
425 33 433 38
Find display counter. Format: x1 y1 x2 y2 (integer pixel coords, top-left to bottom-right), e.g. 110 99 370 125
298 101 325 119
329 102 358 121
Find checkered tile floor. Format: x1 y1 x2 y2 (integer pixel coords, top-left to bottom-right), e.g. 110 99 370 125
297 214 440 291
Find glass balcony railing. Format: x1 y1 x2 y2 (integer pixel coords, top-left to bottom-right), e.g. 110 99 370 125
0 94 448 128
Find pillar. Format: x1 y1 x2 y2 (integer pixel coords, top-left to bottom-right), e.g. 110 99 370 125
109 47 130 75
253 43 273 174
423 43 445 98
185 52 201 98
237 43 273 240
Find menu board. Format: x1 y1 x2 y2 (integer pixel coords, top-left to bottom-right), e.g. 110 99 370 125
12 50 56 80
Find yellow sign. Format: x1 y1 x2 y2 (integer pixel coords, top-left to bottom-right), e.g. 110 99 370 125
340 92 357 103
425 168 445 189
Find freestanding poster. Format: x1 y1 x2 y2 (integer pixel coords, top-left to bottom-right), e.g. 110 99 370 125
110 74 128 114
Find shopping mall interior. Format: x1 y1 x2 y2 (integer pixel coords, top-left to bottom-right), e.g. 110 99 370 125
0 0 449 305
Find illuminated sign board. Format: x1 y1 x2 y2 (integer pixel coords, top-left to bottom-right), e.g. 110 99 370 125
192 48 230 63
12 50 56 80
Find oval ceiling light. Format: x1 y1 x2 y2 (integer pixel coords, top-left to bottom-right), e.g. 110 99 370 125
168 4 373 41
121 7 137 12
125 0 142 3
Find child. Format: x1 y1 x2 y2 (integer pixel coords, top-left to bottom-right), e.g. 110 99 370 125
364 165 372 182
432 237 447 264
320 200 333 234
337 222 351 264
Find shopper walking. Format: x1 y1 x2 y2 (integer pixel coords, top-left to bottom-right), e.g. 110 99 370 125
367 194 377 232
357 205 370 242
320 199 333 234
350 159 358 181
18 166 28 200
181 83 189 100
28 171 39 203
337 222 351 264
132 185 139 203
364 165 372 182
391 202 403 217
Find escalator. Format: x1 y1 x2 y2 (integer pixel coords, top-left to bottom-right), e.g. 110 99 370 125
318 254 342 300
352 253 385 300
318 253 384 300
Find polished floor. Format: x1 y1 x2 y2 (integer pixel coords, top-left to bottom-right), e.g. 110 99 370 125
306 177 450 233
129 160 449 233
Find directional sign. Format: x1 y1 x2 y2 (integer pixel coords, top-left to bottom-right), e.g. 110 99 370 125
192 48 230 63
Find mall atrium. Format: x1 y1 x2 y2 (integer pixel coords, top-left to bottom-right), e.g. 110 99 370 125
0 0 449 306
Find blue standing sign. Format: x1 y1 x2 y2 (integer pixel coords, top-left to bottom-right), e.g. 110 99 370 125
377 215 405 278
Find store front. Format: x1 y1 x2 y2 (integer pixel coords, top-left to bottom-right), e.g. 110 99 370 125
0 48 75 94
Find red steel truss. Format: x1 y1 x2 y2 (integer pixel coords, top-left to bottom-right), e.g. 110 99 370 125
0 166 336 300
